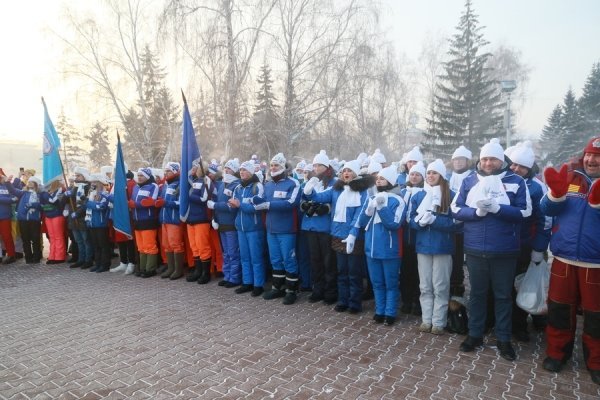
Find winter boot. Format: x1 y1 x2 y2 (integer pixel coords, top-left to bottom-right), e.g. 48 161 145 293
136 254 147 277
283 273 299 305
162 252 175 278
263 272 286 300
186 258 202 282
197 259 212 284
170 252 185 280
142 254 158 277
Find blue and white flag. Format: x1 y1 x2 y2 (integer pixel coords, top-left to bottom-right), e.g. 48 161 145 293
179 92 200 222
113 134 132 239
42 97 63 185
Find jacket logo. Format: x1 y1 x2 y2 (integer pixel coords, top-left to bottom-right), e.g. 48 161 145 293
567 184 580 193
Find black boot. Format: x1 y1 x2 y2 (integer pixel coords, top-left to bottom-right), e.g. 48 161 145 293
283 273 299 305
263 272 286 300
197 259 212 284
186 258 202 282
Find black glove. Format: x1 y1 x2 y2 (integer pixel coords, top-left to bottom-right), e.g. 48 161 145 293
300 201 311 213
314 203 330 216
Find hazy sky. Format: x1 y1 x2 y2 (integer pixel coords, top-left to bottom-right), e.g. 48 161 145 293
0 0 599 146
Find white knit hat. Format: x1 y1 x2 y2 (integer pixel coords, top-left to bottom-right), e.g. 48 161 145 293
90 173 109 185
28 176 42 186
342 160 361 176
405 146 424 163
330 158 340 173
224 159 240 173
356 152 369 165
427 159 447 179
313 150 330 167
509 140 535 169
409 161 426 178
367 160 382 175
73 166 91 181
270 153 286 166
452 145 472 160
480 138 505 161
295 160 307 171
239 160 256 174
100 165 113 176
303 163 314 172
164 162 181 174
378 165 398 185
371 149 386 164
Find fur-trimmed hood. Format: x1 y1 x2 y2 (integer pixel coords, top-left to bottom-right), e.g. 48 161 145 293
333 174 374 192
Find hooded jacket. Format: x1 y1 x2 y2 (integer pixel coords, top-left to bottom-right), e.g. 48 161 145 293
358 191 406 259
541 165 599 265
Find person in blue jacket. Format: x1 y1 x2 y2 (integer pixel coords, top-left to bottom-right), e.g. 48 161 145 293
0 169 18 264
208 159 242 288
65 167 94 269
505 141 552 342
305 159 370 313
40 179 67 264
301 150 338 304
358 165 406 326
396 146 424 188
85 174 111 272
253 153 301 305
410 159 457 335
451 138 532 361
7 176 43 264
229 160 266 297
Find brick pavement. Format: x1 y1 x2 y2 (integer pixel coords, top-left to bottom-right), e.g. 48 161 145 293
1 261 599 399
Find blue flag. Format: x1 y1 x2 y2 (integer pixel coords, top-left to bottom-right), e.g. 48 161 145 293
179 93 200 222
113 134 132 239
42 98 63 185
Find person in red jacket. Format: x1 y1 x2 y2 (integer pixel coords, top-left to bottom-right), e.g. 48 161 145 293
540 136 600 385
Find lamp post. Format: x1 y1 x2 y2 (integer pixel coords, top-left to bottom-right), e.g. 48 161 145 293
500 80 517 147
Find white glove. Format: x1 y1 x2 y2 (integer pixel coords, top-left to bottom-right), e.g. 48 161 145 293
418 211 435 227
254 202 270 211
531 250 544 264
475 208 488 217
375 193 386 209
63 210 69 217
303 177 319 195
207 200 215 209
342 234 356 254
211 219 219 230
365 198 377 216
108 202 114 209
204 176 212 187
487 198 500 214
476 198 493 211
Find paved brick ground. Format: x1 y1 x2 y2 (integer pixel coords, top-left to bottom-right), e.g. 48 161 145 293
1 260 599 400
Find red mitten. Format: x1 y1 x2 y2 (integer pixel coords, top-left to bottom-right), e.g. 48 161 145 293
140 198 155 207
589 180 600 209
128 199 136 209
544 164 569 200
155 198 165 208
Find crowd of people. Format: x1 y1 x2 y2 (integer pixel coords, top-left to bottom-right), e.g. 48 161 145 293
1 136 599 385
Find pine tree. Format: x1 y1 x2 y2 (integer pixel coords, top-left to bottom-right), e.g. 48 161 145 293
423 0 504 158
539 105 563 166
87 122 112 170
251 63 280 160
579 62 600 136
560 89 586 162
55 111 85 173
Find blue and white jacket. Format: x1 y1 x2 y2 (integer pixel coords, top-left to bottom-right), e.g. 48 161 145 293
85 191 109 228
358 192 407 259
451 168 531 256
300 177 337 234
522 176 552 252
409 189 457 255
540 166 599 265
131 180 160 230
233 175 265 232
262 175 300 234
187 176 216 225
158 176 181 225
7 183 42 222
307 176 370 240
399 186 424 246
0 182 17 220
40 189 65 218
213 177 240 228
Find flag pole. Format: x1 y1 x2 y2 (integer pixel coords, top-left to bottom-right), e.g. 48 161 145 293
181 90 206 178
41 96 79 228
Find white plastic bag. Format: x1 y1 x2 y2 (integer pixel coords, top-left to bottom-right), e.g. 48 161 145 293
515 259 550 315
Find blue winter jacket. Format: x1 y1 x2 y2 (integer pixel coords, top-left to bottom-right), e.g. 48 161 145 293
358 192 407 259
451 169 531 256
521 177 551 251
308 177 370 240
187 176 215 224
540 167 600 264
0 182 17 220
40 189 65 218
409 190 457 255
213 178 240 228
396 172 407 188
85 192 109 228
233 176 265 232
158 177 181 225
300 178 337 234
262 176 301 234
131 181 160 229
399 187 423 246
7 183 42 222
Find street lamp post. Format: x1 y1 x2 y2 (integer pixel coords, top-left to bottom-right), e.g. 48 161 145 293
500 80 517 147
